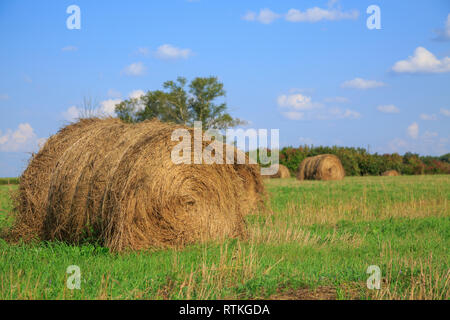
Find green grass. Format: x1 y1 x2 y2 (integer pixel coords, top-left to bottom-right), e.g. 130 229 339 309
0 175 449 300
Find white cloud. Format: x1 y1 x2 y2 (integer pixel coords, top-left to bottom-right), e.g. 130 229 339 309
62 105 81 122
128 90 146 111
420 113 437 121
341 78 385 89
122 62 146 76
328 107 361 119
0 123 40 152
129 89 145 100
242 8 280 24
440 108 450 117
61 45 78 52
277 93 317 110
99 99 122 116
62 99 121 121
285 7 358 23
341 109 361 119
155 44 193 60
407 122 419 139
392 47 450 74
433 13 450 41
377 104 400 114
0 93 9 100
243 5 358 24
62 89 147 121
279 91 360 120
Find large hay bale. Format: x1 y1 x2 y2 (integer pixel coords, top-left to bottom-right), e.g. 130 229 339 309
267 164 291 179
10 118 264 251
382 170 400 176
296 154 345 181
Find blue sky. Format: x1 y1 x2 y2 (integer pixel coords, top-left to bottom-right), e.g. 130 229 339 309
0 0 449 177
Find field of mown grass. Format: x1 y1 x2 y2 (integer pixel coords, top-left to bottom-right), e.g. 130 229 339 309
0 175 448 300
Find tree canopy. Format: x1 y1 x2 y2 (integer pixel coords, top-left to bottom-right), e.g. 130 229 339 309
115 76 245 130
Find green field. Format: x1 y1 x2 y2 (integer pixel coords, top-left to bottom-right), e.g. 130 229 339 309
0 175 449 300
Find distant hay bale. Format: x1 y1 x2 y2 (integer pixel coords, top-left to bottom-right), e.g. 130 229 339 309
296 154 345 181
233 163 266 214
267 164 291 179
9 118 265 251
382 170 400 176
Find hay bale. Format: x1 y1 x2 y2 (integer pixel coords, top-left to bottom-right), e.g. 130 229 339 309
267 164 291 179
382 170 400 176
296 154 345 181
10 118 264 251
234 163 266 214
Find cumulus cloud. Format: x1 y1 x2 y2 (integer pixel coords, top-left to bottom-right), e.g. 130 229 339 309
377 104 400 114
277 93 318 110
279 92 360 120
243 3 358 24
407 122 419 139
440 108 450 117
420 113 437 121
62 90 146 121
99 99 122 116
122 62 146 76
341 78 385 89
0 123 41 152
129 89 145 100
285 7 358 22
155 44 193 60
242 8 280 24
62 105 81 122
392 47 450 74
327 107 361 119
433 13 450 41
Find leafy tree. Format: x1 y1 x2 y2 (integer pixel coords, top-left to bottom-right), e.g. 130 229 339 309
115 76 245 130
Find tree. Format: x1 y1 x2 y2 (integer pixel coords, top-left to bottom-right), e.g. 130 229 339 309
115 76 245 130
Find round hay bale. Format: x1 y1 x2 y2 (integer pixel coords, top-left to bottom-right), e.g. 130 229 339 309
268 164 291 179
234 162 266 214
296 154 345 181
382 170 400 176
10 118 262 251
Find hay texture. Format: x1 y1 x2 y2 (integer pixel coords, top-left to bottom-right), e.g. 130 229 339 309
296 154 345 181
10 118 264 251
267 164 291 179
382 170 400 176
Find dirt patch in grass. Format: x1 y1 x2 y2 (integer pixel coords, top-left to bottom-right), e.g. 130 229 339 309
270 286 337 300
